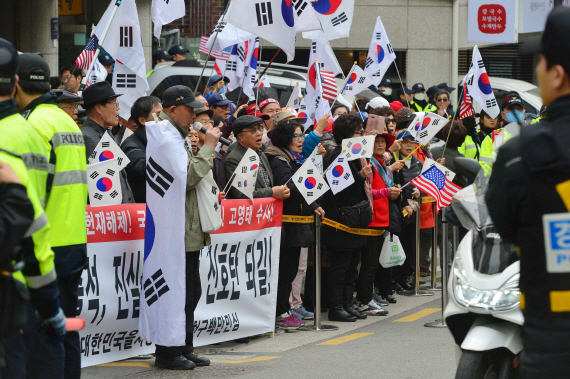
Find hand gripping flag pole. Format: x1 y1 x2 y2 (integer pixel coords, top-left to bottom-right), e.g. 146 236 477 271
79 0 122 96
195 0 233 92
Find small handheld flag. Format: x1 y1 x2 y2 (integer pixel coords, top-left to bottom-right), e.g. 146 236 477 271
230 148 259 200
291 159 330 205
410 166 462 213
88 132 130 168
325 152 354 194
87 158 122 206
341 135 376 161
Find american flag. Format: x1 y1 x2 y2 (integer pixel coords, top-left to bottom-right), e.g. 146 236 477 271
76 36 99 70
199 36 230 60
411 166 462 213
320 70 338 102
459 82 474 119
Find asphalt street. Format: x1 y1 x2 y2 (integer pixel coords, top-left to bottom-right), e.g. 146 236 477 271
82 282 458 379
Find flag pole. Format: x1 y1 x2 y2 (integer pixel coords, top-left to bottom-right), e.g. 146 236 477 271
78 0 122 96
393 62 410 108
330 63 355 110
315 59 326 115
254 38 263 117
441 84 465 157
195 0 233 93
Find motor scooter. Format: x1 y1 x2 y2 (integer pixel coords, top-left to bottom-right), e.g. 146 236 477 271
444 158 522 379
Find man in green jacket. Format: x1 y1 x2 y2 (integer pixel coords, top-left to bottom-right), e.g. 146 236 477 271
154 85 222 370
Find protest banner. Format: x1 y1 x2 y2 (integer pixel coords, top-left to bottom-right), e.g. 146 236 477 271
80 198 283 367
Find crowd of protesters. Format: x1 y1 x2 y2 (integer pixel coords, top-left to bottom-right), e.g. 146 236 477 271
0 39 546 375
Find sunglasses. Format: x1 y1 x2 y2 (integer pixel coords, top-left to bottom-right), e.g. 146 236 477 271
385 118 397 124
437 98 449 102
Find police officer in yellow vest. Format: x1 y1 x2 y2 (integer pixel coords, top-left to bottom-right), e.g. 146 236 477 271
410 83 435 112
14 52 87 378
0 39 66 379
486 7 570 377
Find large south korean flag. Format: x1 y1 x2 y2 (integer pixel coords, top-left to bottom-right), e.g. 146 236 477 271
364 17 396 86
139 120 187 346
466 45 500 119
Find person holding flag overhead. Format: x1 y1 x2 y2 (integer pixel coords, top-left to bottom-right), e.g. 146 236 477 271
265 119 325 329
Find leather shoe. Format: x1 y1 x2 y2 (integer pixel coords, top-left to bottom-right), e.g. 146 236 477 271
328 306 356 322
183 352 211 367
399 281 414 291
392 282 404 293
343 304 367 319
383 294 397 304
155 356 196 370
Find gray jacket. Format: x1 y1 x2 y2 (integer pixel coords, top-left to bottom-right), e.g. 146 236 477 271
82 118 134 204
224 142 274 199
157 111 215 252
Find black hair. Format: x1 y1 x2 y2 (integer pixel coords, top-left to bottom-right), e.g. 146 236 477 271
267 119 301 148
331 104 349 116
50 76 61 89
212 115 225 127
353 96 369 112
370 106 395 118
332 114 363 144
236 106 248 118
544 51 570 79
72 68 83 78
0 78 15 97
442 120 467 148
18 80 50 96
85 99 110 117
60 66 71 76
194 91 203 97
131 96 161 127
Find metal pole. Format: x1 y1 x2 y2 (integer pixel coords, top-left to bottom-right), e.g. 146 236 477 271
425 208 448 328
422 204 441 291
300 216 338 331
402 200 433 297
452 225 459 256
451 0 460 108
78 0 122 96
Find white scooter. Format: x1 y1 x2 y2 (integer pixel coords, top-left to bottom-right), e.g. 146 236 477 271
444 158 523 379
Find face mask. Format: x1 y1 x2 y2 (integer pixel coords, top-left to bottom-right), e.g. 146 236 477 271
506 109 524 123
220 85 228 94
382 88 392 96
414 93 427 101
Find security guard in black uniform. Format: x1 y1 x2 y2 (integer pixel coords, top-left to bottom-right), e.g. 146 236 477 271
486 7 570 378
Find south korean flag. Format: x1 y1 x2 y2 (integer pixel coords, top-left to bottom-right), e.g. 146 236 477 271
88 132 130 168
291 159 330 205
113 61 147 120
364 16 397 86
325 152 354 194
231 148 260 200
302 0 355 44
466 45 500 119
297 97 314 132
407 112 448 146
87 158 122 206
342 64 375 97
341 135 376 161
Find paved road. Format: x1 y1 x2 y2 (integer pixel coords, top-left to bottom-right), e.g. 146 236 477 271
82 287 458 379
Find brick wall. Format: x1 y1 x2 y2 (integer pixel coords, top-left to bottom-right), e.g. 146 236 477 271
161 0 227 39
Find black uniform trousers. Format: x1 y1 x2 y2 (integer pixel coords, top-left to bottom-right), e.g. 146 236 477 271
276 246 302 316
328 246 362 306
155 251 202 358
356 236 384 304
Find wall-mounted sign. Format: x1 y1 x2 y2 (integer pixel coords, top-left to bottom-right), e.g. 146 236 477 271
58 0 83 16
468 0 518 43
51 18 59 40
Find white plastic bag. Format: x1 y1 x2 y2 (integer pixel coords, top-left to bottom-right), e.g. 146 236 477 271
196 171 222 233
379 233 406 268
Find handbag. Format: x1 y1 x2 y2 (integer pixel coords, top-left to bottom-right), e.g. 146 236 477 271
338 200 373 229
379 233 406 268
195 171 223 233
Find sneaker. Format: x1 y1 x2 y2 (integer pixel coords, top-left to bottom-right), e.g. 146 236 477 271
290 308 304 320
275 312 303 331
353 300 388 316
372 290 389 307
293 305 314 320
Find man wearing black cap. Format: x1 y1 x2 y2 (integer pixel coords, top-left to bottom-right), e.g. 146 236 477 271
82 81 134 204
378 77 394 102
411 83 436 112
147 50 173 77
168 45 189 62
396 85 414 107
486 6 570 378
225 115 290 200
13 51 88 379
0 39 67 379
153 85 221 370
50 89 82 124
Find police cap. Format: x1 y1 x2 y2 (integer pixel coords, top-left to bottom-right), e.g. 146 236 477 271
0 38 19 83
521 6 570 67
17 53 50 82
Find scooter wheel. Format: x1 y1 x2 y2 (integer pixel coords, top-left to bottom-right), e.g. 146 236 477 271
455 350 499 379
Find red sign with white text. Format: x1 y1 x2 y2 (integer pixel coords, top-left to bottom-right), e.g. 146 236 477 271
478 4 507 34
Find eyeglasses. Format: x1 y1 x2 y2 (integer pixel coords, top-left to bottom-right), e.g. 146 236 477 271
243 125 264 134
293 133 305 141
59 105 78 111
107 101 120 109
385 118 397 124
437 97 449 102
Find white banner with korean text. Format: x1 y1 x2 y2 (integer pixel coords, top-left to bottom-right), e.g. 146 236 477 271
80 199 282 367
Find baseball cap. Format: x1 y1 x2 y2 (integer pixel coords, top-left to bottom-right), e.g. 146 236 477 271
98 55 115 66
437 82 456 92
521 6 570 65
245 104 270 120
168 45 189 56
502 96 525 111
396 130 414 140
380 78 393 87
50 89 82 104
397 86 414 95
366 96 389 111
17 53 50 82
207 93 233 107
153 50 173 62
412 83 425 93
390 101 404 113
232 115 264 135
426 85 439 99
0 38 18 82
162 85 206 108
207 75 230 88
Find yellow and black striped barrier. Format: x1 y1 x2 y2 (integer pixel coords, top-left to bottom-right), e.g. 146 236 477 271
281 215 384 236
